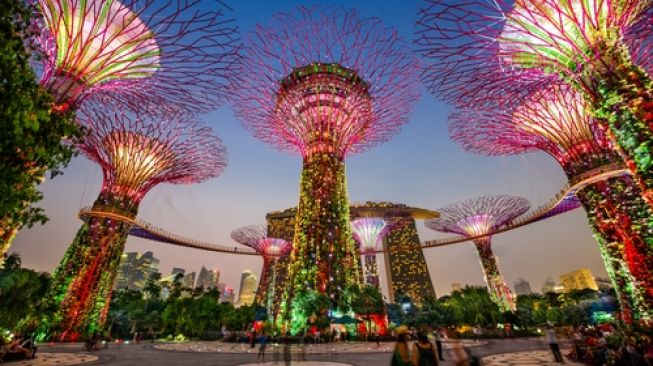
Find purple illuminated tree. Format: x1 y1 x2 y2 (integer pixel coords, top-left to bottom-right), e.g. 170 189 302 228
415 0 653 207
450 84 653 321
48 109 227 340
229 6 420 331
34 0 240 113
351 218 392 288
231 225 291 311
425 195 530 312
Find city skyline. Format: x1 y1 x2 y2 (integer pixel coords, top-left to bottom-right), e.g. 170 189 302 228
10 0 609 299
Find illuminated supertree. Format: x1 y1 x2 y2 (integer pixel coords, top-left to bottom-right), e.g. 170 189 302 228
425 195 530 312
231 225 292 311
415 0 653 207
229 7 420 332
351 218 392 288
450 84 653 321
48 109 227 340
34 0 240 113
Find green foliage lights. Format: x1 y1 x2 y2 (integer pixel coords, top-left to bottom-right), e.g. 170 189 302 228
416 0 653 207
230 7 420 333
426 195 531 313
45 110 227 340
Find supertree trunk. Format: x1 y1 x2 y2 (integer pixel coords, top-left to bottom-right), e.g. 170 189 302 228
282 152 360 331
48 190 136 340
472 238 515 312
363 254 380 288
255 258 273 306
580 46 653 207
576 175 653 322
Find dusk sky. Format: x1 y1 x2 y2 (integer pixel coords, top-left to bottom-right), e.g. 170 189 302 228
12 0 609 299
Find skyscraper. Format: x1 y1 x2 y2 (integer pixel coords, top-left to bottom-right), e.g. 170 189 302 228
560 268 599 292
183 272 196 289
238 270 257 306
383 216 436 304
196 266 219 290
542 278 557 294
112 251 160 291
514 279 532 296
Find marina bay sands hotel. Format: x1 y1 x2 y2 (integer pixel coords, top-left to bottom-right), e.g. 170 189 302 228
263 201 438 308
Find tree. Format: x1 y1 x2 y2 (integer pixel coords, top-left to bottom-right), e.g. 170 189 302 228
0 0 79 267
0 253 50 331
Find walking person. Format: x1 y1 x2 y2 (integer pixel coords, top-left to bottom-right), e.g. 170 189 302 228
433 330 444 361
413 332 439 366
258 335 268 362
283 336 292 366
392 326 413 366
546 325 564 362
451 339 469 366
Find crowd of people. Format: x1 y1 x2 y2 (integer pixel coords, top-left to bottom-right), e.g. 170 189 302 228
392 326 477 366
565 325 653 365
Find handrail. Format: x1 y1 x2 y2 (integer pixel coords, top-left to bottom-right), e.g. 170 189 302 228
78 208 260 256
79 167 630 255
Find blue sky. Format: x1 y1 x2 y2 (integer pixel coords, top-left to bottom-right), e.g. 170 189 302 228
12 0 608 298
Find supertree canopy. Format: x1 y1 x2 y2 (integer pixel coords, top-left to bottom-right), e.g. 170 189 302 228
351 218 392 288
415 0 653 207
231 225 291 311
450 84 653 321
425 195 530 312
47 109 227 340
35 0 240 113
229 6 420 332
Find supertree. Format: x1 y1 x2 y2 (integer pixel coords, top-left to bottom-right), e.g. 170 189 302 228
231 225 292 311
0 0 239 266
229 7 420 332
425 195 530 312
449 84 653 321
33 0 240 114
47 108 227 340
350 218 392 288
415 0 653 207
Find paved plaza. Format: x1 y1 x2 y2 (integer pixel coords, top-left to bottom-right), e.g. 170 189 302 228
153 339 486 354
482 350 582 366
3 352 98 365
3 338 580 365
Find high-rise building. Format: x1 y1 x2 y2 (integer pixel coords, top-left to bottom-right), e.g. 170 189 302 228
560 268 599 292
265 202 438 309
451 283 462 293
196 266 220 290
172 267 186 276
383 215 436 304
541 277 557 294
114 252 138 290
514 278 532 296
183 272 196 289
238 270 258 306
112 251 160 291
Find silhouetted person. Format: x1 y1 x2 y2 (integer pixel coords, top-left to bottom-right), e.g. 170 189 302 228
413 332 439 366
434 330 444 361
283 336 292 366
546 326 564 362
392 326 413 366
258 335 268 362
